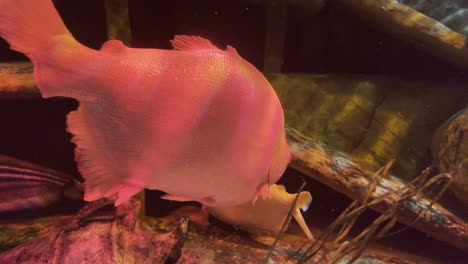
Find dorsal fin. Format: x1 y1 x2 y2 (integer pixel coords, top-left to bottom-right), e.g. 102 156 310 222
226 45 239 55
101 39 128 53
170 35 222 51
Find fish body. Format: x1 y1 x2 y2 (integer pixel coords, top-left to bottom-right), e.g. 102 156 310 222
0 0 291 207
207 184 314 239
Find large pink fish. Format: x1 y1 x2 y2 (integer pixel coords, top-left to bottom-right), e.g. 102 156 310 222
0 0 291 207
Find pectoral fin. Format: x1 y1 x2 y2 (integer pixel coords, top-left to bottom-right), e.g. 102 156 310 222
292 208 314 240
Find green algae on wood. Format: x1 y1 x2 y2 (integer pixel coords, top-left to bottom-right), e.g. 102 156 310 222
267 73 467 180
0 62 38 99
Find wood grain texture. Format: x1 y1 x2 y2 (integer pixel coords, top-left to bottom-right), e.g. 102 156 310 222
286 125 468 252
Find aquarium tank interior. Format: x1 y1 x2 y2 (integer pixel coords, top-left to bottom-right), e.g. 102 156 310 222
0 0 467 263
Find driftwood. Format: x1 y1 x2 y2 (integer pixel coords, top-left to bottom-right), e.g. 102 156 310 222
0 199 446 264
0 62 39 99
286 125 468 252
332 0 468 72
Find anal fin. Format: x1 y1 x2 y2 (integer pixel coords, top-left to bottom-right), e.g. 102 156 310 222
251 183 272 205
161 194 195 202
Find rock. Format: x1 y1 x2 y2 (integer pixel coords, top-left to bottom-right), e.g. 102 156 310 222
0 199 188 264
432 107 468 207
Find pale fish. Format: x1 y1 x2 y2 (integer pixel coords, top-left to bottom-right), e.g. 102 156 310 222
207 184 314 239
0 0 291 207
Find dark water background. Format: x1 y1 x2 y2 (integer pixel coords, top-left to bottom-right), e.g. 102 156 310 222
0 0 466 263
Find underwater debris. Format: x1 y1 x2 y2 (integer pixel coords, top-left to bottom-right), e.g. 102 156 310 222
286 125 468 252
290 160 453 263
0 62 38 99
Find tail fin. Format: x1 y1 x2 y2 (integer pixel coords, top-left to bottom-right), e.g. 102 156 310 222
0 0 71 56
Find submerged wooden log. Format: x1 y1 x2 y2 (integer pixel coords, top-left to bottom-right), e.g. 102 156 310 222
332 0 468 71
268 73 467 181
286 125 468 252
0 62 38 99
